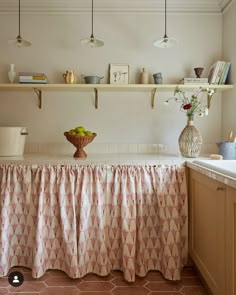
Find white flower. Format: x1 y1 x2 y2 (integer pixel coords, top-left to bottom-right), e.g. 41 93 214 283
169 86 214 120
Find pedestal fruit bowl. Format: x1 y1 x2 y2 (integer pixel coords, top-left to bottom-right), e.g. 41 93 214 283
64 126 96 158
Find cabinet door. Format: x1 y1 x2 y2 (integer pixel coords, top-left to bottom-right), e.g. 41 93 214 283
188 169 225 295
226 186 236 295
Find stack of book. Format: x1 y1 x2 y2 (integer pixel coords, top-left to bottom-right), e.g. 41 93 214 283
182 77 209 85
19 72 48 84
208 61 231 84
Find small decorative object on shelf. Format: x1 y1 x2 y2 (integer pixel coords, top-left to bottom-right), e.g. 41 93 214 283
153 72 163 84
82 75 103 84
8 64 16 83
194 67 204 78
140 68 149 84
109 63 129 84
63 70 77 84
165 86 215 157
64 125 96 158
19 72 47 84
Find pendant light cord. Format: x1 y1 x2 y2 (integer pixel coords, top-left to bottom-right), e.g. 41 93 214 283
18 0 21 36
91 0 94 38
164 0 167 38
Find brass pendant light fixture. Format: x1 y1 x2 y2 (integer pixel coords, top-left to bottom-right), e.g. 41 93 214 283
9 0 31 47
153 0 177 48
81 0 104 48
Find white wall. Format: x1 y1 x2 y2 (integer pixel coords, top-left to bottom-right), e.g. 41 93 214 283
0 11 223 154
222 3 236 140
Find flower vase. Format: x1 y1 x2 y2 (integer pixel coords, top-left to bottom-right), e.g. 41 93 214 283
178 120 202 158
8 64 16 83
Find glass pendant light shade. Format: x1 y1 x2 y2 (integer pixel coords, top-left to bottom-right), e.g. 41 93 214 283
153 35 177 48
81 0 104 48
9 35 31 48
81 35 104 48
154 0 177 48
8 0 31 47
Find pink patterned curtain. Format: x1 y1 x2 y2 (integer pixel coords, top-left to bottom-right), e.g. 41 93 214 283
0 164 188 282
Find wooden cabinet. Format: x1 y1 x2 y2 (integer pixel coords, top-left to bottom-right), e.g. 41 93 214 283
188 169 226 295
226 186 236 295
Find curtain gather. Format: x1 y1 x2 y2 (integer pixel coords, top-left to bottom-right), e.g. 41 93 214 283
0 164 188 281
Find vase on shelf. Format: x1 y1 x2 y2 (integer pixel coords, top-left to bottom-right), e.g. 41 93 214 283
178 119 202 158
140 67 149 84
194 67 204 78
8 64 16 83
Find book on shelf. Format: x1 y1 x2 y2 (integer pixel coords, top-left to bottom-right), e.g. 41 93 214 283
20 75 47 80
20 80 47 84
208 61 222 84
208 61 231 84
182 77 209 85
19 72 46 76
214 61 226 84
19 72 47 81
219 62 231 84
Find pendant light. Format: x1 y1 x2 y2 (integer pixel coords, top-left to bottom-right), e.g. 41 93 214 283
153 0 177 48
81 0 104 48
9 0 31 47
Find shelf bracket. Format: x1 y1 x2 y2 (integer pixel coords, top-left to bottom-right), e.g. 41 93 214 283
151 88 157 109
94 88 98 109
33 88 42 109
207 92 214 109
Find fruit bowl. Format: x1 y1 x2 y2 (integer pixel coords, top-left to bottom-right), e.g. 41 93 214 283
64 132 97 158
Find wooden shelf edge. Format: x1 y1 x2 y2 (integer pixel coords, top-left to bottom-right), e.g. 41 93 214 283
0 83 233 110
0 83 233 91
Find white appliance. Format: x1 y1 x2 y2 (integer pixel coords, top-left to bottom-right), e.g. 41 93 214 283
0 127 28 156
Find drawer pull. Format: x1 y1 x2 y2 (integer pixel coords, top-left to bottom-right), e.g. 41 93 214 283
216 187 224 191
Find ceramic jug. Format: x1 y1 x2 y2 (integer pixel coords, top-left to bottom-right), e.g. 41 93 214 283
63 70 77 84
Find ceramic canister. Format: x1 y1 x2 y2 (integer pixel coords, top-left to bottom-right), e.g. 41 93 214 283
153 72 163 84
217 141 236 159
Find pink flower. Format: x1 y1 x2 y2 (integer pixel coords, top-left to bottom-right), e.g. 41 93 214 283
183 103 192 110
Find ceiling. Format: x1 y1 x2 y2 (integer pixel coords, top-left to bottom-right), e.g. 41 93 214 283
0 0 234 14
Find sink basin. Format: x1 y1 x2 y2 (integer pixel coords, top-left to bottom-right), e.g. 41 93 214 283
193 160 236 178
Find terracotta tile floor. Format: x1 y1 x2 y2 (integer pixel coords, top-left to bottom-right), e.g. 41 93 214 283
0 266 210 295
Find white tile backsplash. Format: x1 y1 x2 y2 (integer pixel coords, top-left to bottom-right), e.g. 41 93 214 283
138 144 149 153
24 142 217 156
108 144 119 154
118 144 130 153
128 144 138 153
148 144 157 154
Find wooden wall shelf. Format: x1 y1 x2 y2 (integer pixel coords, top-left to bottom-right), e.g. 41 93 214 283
0 83 233 110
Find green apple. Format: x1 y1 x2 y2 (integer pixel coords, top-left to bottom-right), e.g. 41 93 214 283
76 131 85 136
85 131 93 136
75 126 85 133
69 130 76 136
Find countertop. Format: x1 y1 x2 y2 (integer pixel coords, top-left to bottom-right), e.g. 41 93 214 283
187 160 236 189
1 153 235 188
0 153 189 166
